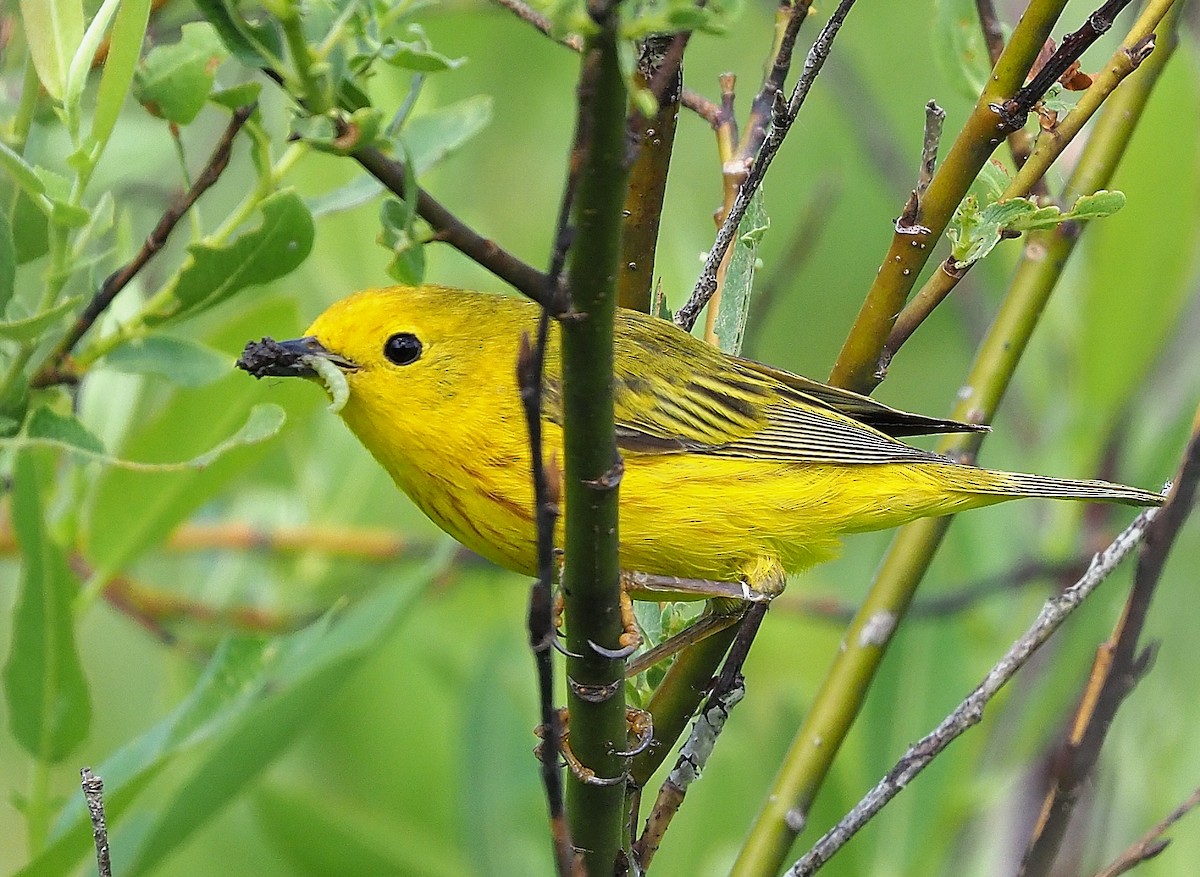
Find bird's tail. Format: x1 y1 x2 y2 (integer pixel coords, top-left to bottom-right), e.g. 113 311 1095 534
953 468 1164 507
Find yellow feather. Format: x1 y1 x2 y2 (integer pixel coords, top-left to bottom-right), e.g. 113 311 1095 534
282 284 1161 588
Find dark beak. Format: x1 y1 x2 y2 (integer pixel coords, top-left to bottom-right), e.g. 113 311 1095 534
236 336 358 379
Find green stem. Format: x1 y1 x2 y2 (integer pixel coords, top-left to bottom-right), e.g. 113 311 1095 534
827 0 1070 393
25 759 52 853
731 5 1180 873
275 0 329 113
560 5 631 872
9 59 41 152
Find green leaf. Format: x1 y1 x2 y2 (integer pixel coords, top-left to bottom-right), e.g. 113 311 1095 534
293 107 384 155
101 334 231 387
12 191 50 263
306 175 384 219
378 24 465 73
92 0 153 145
193 0 284 69
3 451 93 763
209 81 262 111
100 566 442 877
713 189 768 356
26 405 105 454
33 166 89 228
933 0 991 102
947 191 1125 268
0 296 83 342
4 402 285 474
0 210 15 312
152 189 314 323
379 194 426 286
133 22 228 125
0 140 50 210
64 0 123 113
19 0 84 101
403 95 494 175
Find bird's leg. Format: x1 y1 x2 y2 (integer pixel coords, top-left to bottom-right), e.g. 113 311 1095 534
623 561 786 676
625 603 745 678
624 571 775 603
535 707 654 784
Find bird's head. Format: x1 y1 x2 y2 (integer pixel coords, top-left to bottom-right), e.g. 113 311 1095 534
237 284 539 467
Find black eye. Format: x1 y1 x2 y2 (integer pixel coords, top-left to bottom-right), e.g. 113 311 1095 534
383 332 422 366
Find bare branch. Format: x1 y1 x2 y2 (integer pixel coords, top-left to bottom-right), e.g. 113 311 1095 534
784 506 1161 877
81 769 113 877
916 101 945 198
1018 403 1200 877
1091 786 1200 877
518 319 575 877
677 0 859 332
31 104 256 388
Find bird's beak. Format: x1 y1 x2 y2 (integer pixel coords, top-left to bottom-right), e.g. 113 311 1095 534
236 336 358 379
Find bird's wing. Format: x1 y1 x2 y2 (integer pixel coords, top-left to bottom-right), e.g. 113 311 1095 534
734 358 988 437
541 316 955 466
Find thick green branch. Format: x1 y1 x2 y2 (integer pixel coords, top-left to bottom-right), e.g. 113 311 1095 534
560 4 631 872
826 0 1071 393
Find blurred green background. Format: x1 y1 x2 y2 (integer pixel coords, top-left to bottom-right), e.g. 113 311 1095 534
2 0 1200 875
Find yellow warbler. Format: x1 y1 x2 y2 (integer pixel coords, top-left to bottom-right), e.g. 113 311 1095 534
238 285 1160 592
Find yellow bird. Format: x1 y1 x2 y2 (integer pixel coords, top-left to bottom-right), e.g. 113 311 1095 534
238 285 1161 594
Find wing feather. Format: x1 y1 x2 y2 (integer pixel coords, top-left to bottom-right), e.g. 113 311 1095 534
542 308 972 466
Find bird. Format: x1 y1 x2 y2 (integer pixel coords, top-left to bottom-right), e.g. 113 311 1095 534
237 284 1161 597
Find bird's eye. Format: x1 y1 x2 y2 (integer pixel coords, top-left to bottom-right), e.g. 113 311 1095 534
383 332 422 366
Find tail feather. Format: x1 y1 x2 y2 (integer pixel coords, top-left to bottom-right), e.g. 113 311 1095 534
968 470 1164 507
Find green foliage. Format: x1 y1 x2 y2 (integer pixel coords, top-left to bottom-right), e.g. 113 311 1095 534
148 190 316 324
948 190 1125 269
933 0 992 101
0 1 1196 876
133 23 229 125
3 452 92 764
18 0 84 102
713 188 769 356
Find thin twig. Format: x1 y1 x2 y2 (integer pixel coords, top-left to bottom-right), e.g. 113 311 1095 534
973 0 1047 187
1018 404 1200 877
30 104 256 388
631 601 767 865
999 0 1138 131
518 316 575 877
1091 785 1200 877
916 101 945 198
860 0 1170 387
81 769 113 877
677 0 859 332
490 0 584 50
733 17 1178 865
635 680 746 870
737 0 814 162
783 507 1160 877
